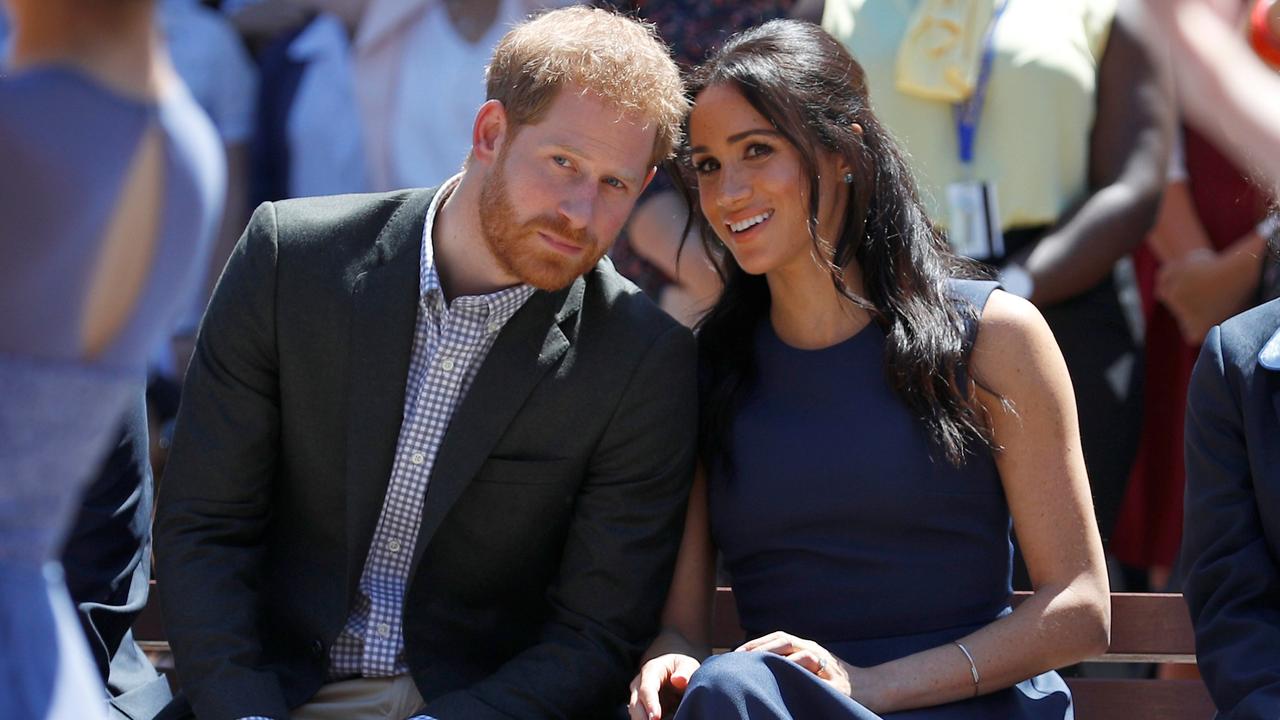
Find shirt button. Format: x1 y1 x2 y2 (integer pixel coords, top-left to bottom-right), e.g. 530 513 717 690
439 357 455 371
386 539 402 553
376 623 391 639
487 322 501 334
410 452 425 465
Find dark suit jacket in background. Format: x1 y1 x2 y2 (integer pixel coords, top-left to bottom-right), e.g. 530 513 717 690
62 393 172 720
155 188 698 719
1180 298 1280 719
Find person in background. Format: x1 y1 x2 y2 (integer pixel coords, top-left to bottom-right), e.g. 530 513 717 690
822 0 1168 562
60 398 174 719
0 0 224 718
629 20 1108 720
1148 0 1280 192
595 0 804 325
251 0 569 206
1113 108 1274 592
157 0 258 375
352 0 571 193
251 0 369 203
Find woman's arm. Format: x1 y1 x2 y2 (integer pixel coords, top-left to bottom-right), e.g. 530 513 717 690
1019 2 1170 305
629 467 717 720
1146 180 1213 264
815 290 1110 713
1147 0 1280 193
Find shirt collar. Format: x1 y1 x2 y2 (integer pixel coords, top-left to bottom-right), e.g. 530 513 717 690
1259 325 1280 372
420 174 536 325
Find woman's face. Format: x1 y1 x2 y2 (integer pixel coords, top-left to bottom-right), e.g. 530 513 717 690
688 83 850 278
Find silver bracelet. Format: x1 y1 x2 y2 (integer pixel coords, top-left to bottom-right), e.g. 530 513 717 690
953 641 980 697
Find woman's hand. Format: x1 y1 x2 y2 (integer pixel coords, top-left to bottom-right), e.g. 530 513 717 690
1157 247 1259 344
737 631 855 698
628 653 702 720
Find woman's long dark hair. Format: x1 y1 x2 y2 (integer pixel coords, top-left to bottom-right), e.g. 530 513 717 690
677 19 997 469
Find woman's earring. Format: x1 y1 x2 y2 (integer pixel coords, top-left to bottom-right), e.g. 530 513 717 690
843 172 854 184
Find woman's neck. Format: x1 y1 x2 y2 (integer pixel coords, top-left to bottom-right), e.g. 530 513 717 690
765 257 870 350
7 0 172 101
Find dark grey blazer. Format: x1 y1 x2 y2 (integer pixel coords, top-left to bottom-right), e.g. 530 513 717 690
154 188 697 720
1180 298 1280 719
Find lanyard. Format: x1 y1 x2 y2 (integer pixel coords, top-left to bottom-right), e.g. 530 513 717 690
954 0 1010 169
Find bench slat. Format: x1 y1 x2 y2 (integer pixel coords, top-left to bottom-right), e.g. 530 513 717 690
1067 678 1215 720
133 580 167 642
1108 593 1196 657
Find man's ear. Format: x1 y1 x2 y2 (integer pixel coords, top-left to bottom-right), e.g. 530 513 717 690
471 99 509 166
639 165 658 194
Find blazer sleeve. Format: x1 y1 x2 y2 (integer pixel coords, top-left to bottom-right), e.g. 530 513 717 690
154 202 292 720
1180 325 1280 720
421 322 699 719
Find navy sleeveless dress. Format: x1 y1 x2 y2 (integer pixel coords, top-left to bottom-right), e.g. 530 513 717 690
677 281 1072 719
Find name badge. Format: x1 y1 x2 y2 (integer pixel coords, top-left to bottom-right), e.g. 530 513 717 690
945 180 1004 261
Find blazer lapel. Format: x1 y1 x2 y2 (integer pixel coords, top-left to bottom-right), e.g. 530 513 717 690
410 276 586 574
343 188 435 592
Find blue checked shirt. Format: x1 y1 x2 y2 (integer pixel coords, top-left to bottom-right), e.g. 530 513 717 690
238 178 533 720
329 178 535 678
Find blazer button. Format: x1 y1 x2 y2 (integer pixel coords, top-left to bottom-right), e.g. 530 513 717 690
310 639 324 657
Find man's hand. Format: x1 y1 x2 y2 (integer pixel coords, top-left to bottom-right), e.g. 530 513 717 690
628 653 701 720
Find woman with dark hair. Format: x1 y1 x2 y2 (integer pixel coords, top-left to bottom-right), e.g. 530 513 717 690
823 0 1166 563
627 20 1109 720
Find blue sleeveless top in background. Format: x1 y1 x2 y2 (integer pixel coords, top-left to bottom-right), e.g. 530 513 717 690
0 66 224 368
0 65 223 719
707 280 1072 718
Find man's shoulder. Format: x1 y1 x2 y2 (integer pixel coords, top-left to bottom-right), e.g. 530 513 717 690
580 256 688 343
1218 298 1280 372
266 188 433 243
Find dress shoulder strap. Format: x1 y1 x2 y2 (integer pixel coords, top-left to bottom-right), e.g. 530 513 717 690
946 278 1001 372
946 278 1001 314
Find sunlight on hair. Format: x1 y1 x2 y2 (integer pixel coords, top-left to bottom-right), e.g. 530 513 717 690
485 6 687 165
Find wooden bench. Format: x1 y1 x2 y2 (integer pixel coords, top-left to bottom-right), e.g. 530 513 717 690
135 584 1217 718
133 581 175 681
711 587 1216 720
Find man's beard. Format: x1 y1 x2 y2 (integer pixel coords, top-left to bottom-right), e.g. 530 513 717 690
478 151 604 291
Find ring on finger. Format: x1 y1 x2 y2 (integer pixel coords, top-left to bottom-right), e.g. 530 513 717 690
817 656 827 675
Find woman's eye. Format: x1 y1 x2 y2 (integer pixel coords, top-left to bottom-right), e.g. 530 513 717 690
693 158 719 175
745 143 773 159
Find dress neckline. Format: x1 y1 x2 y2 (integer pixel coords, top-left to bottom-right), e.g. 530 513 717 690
760 317 881 354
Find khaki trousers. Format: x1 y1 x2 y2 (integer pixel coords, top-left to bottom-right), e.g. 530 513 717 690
292 675 426 720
